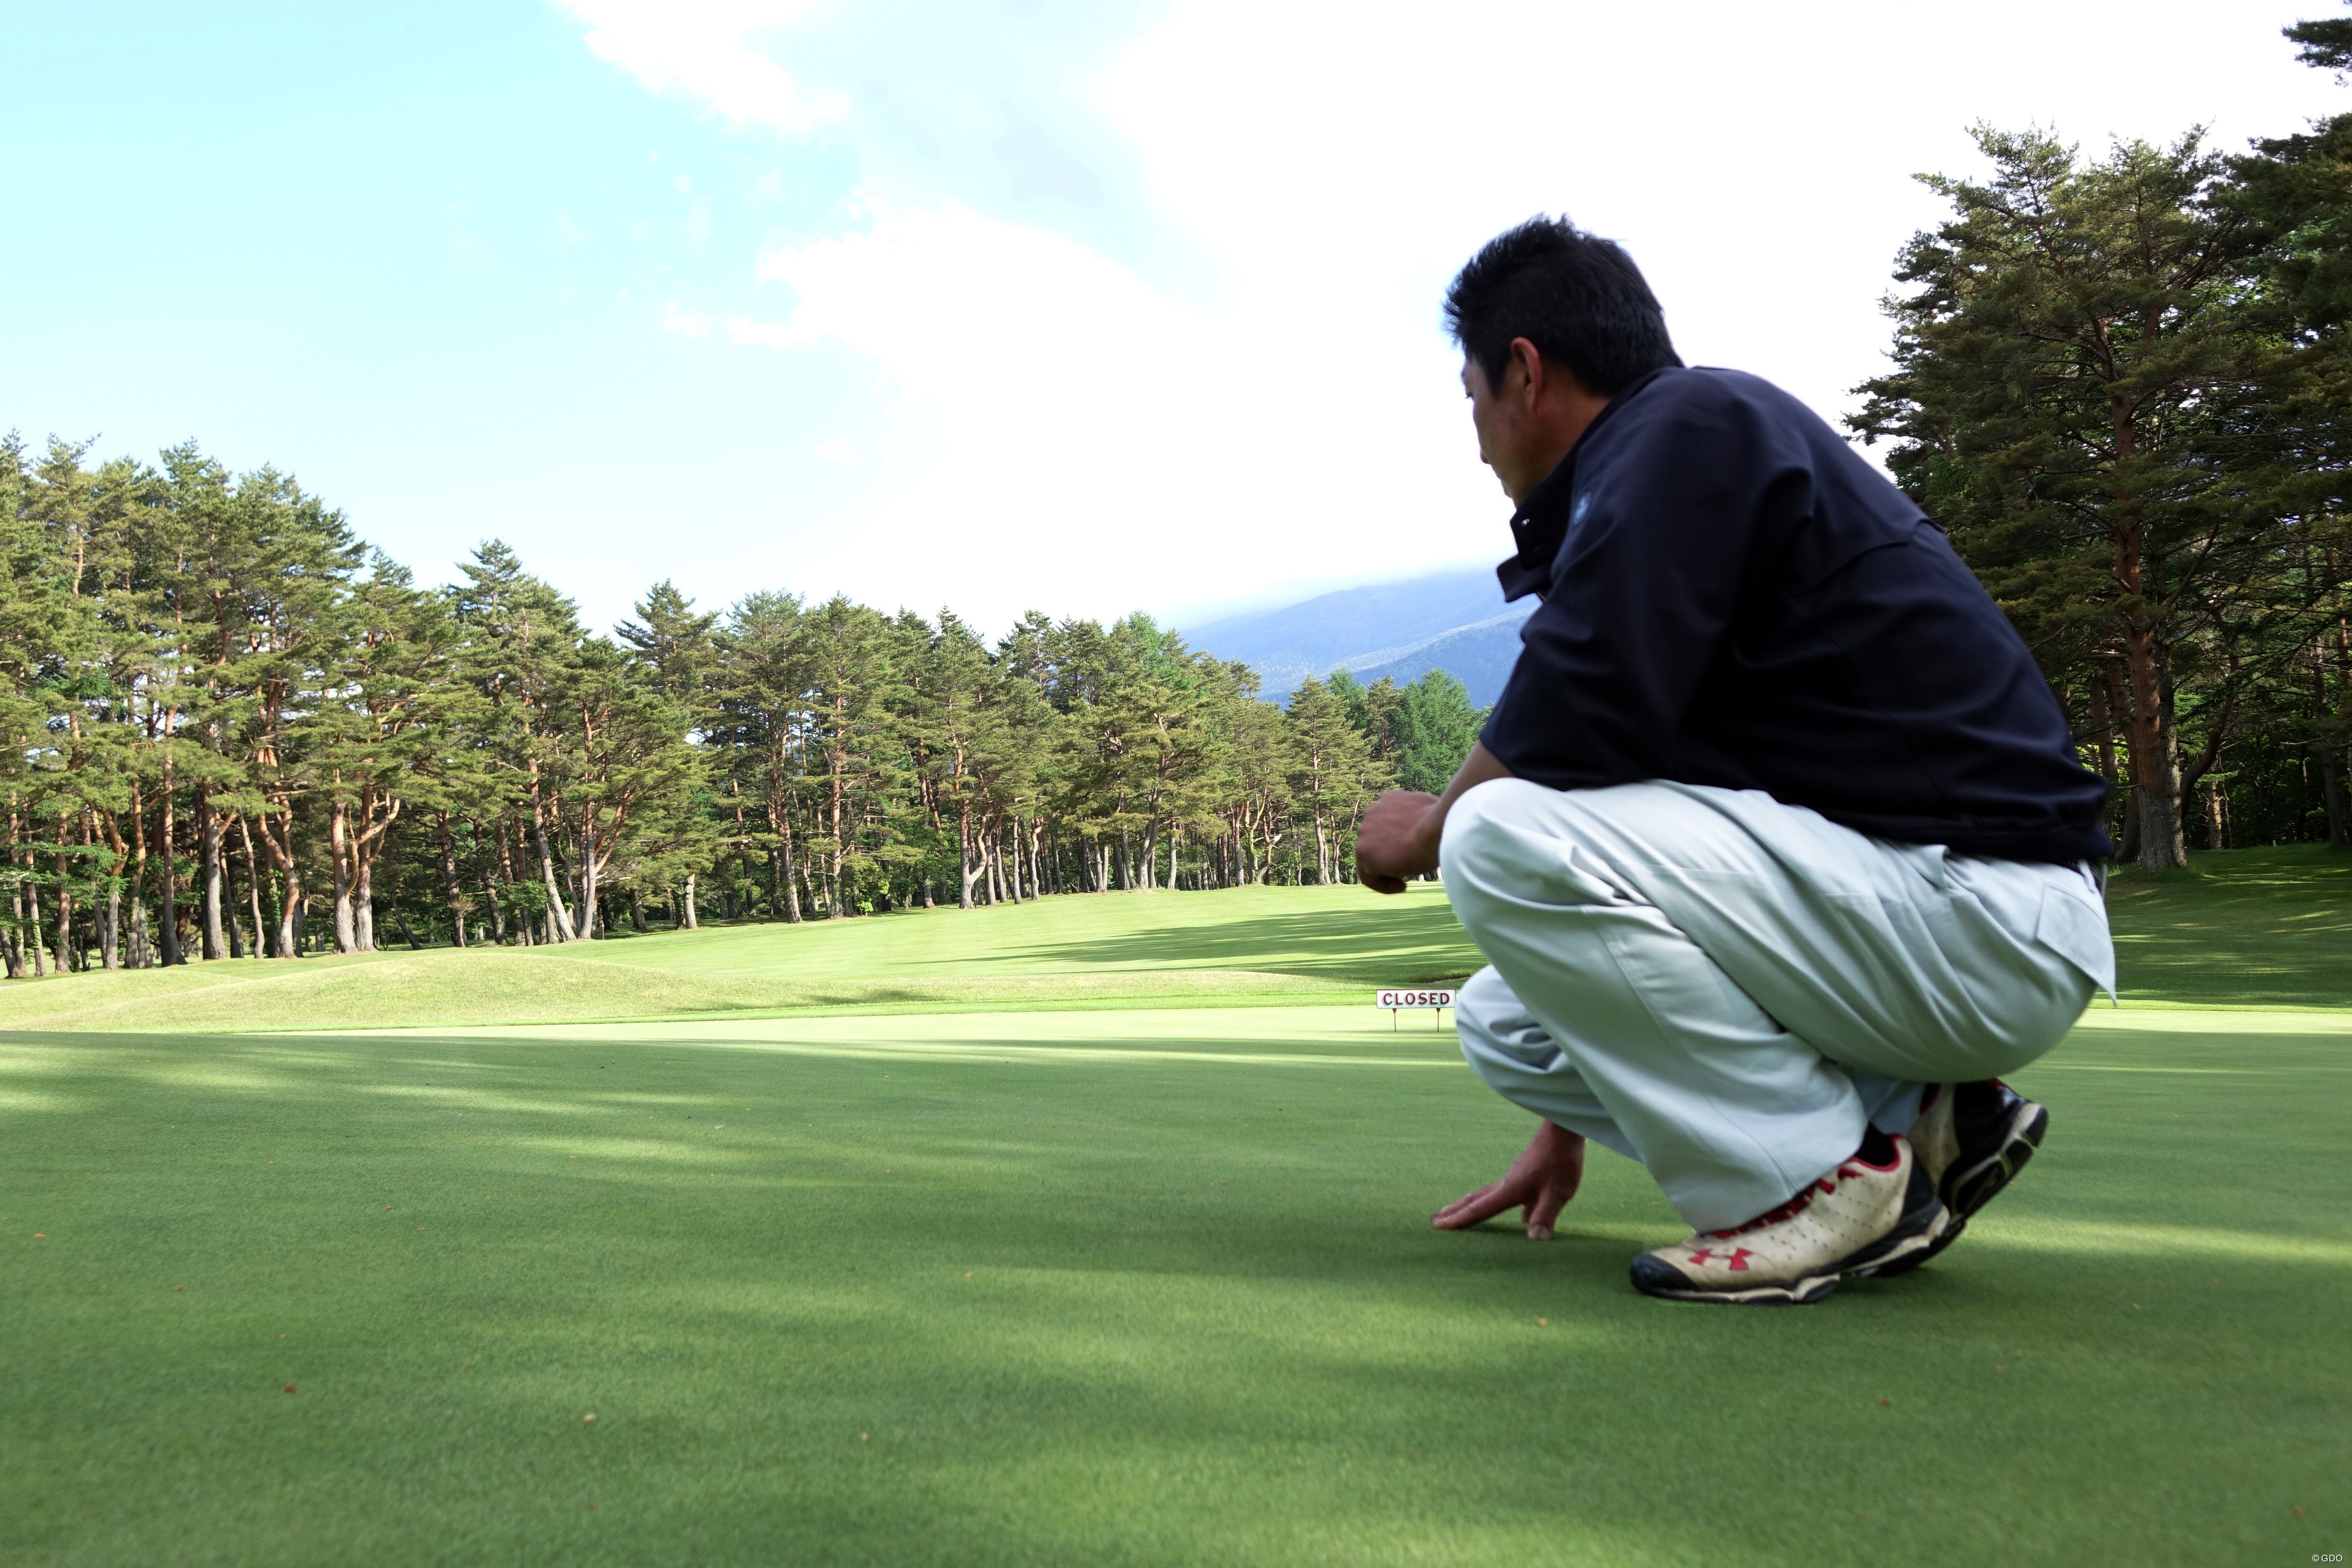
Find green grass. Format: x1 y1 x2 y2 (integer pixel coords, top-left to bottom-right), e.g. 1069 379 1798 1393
4 1007 2343 1566
2 844 2346 1035
2105 843 2352 1007
0 883 1479 1033
4 851 2349 1564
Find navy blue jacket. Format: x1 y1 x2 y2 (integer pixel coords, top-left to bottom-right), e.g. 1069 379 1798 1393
1480 367 2112 863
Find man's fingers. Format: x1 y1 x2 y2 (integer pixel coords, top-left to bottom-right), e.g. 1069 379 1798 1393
1523 1179 1573 1241
1430 1183 1497 1227
1362 874 1408 895
1431 1180 1523 1230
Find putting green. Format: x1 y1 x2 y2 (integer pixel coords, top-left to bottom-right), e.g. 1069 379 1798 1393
2 1002 2342 1566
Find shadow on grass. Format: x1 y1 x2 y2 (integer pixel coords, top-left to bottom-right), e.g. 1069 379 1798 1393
2108 845 2352 1008
987 903 1478 983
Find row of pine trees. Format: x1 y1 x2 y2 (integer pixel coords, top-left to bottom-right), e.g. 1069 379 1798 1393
20 19 2352 972
0 432 1485 973
1855 21 2352 867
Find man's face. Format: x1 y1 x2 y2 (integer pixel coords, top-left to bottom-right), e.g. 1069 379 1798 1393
1462 353 1525 497
1462 342 1604 506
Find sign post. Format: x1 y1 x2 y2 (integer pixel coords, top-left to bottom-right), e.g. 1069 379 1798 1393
1374 988 1455 1030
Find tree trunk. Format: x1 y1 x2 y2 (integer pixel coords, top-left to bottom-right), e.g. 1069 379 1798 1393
356 854 376 953
27 872 48 976
157 765 181 966
436 813 468 948
578 818 601 941
238 819 265 956
4 849 27 978
495 823 523 944
531 807 579 941
2322 745 2349 851
252 811 300 958
48 837 69 972
222 826 245 958
2117 624 2180 871
330 802 358 953
957 806 981 910
2108 383 2184 871
197 791 227 960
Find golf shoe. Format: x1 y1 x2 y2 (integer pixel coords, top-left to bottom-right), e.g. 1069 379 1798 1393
1630 1134 1948 1305
1871 1079 2050 1278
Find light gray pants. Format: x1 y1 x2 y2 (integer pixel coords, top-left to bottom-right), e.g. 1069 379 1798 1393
1440 779 2112 1232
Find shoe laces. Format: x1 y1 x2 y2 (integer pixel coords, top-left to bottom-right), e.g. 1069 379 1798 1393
1707 1163 1866 1240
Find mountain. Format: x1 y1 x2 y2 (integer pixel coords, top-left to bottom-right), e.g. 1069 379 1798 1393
1179 565 1532 706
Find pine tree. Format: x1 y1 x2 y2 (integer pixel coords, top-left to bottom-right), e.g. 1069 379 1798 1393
1852 128 2268 869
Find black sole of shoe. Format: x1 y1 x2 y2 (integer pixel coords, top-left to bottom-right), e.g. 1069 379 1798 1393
1843 1204 1951 1279
1871 1100 2048 1279
1947 1100 2049 1219
1628 1257 1841 1306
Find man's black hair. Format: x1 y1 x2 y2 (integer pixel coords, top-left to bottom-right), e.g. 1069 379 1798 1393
1444 216 1681 396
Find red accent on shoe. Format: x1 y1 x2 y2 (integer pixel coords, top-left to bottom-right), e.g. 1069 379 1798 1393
1706 1137 1904 1239
1711 1181 1825 1238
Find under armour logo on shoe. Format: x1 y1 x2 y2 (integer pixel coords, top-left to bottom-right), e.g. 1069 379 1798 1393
1685 1246 1755 1271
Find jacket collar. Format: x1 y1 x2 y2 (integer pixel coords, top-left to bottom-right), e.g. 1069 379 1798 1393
1494 367 1669 603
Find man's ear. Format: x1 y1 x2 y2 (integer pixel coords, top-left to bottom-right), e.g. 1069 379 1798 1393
1508 336 1546 402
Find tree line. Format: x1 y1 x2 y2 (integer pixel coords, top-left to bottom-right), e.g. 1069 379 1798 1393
16 16 2352 973
1852 15 2352 869
0 433 1485 973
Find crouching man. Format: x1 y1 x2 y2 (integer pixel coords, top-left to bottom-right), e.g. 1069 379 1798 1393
1354 218 2116 1305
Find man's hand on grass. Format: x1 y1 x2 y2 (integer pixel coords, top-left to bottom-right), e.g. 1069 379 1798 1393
1431 1120 1587 1241
1355 789 1442 895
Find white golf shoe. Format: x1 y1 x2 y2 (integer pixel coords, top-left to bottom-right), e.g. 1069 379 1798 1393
1629 1135 1947 1305
1872 1080 2050 1278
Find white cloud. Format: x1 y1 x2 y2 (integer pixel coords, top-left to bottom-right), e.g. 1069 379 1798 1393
661 302 712 338
551 0 2346 632
682 195 1488 626
554 0 846 133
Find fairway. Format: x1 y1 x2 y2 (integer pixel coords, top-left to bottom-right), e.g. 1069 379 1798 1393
0 884 1479 1034
4 871 2348 1565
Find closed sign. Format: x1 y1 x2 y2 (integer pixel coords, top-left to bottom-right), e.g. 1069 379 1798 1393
1374 989 1455 1009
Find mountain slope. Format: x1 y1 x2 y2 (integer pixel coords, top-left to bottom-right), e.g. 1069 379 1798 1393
1181 566 1531 703
1344 613 1528 704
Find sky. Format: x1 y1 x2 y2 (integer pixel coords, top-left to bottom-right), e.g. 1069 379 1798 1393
4 1 2345 638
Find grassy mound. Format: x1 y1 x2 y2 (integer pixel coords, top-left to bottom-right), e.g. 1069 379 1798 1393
2105 844 2352 1007
2 1004 2342 1564
0 884 1480 1033
6 846 2350 1033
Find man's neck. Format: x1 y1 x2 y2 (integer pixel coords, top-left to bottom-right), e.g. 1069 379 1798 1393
1506 386 1613 506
